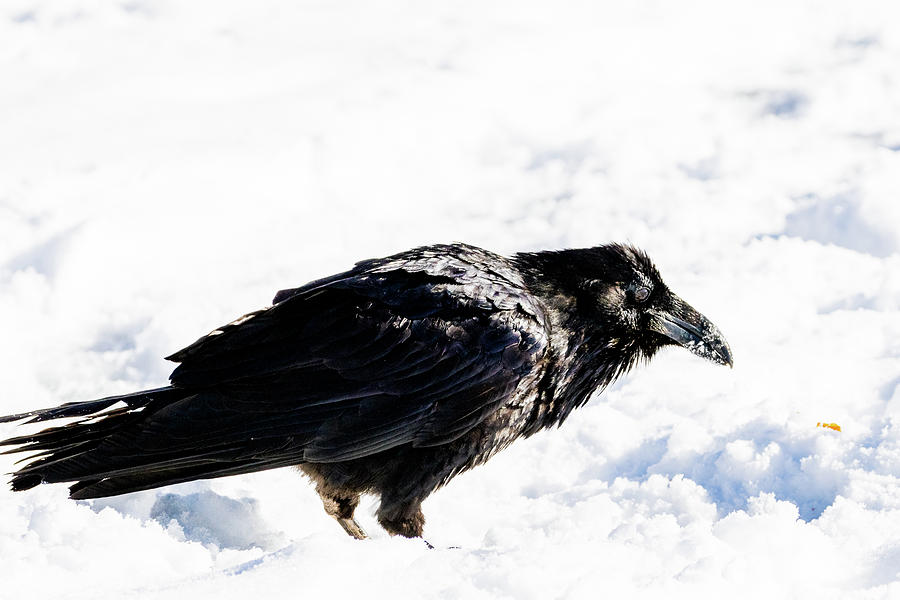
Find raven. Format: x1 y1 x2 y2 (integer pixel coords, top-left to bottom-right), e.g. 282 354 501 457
0 243 731 539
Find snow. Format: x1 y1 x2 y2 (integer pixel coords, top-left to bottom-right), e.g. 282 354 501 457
1 0 899 597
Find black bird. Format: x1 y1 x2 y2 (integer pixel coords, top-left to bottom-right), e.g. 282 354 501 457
0 243 731 540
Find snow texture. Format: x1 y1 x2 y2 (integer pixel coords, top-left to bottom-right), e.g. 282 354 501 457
1 1 899 598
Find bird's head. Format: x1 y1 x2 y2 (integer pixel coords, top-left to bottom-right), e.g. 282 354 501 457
517 244 733 369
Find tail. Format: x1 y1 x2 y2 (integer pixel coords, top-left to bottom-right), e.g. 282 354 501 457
1 387 190 496
1 387 307 499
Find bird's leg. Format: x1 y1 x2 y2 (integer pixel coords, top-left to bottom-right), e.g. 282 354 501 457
376 498 426 539
320 493 367 540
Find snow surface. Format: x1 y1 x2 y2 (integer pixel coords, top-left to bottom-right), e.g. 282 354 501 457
2 1 899 598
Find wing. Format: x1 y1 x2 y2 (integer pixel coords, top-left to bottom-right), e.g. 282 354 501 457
161 245 549 461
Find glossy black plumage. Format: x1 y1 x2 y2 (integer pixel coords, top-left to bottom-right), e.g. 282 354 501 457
0 243 731 539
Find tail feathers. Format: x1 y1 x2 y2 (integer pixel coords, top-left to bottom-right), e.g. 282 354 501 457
0 386 178 425
16 440 261 484
2 406 144 455
2 386 310 499
1 386 196 494
1 387 187 462
10 473 42 492
66 455 306 499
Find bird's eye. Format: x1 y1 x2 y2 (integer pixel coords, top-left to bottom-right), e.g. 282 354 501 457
634 286 650 302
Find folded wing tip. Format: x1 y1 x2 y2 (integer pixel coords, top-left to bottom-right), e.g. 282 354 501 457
0 411 34 425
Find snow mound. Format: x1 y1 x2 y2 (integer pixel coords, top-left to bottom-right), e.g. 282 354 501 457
2 0 899 598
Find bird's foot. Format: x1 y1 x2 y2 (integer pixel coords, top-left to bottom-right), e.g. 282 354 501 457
337 516 368 540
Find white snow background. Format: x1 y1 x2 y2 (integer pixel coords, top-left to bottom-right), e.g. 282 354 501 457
2 1 899 598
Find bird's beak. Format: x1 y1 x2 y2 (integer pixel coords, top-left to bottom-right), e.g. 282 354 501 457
648 297 733 367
